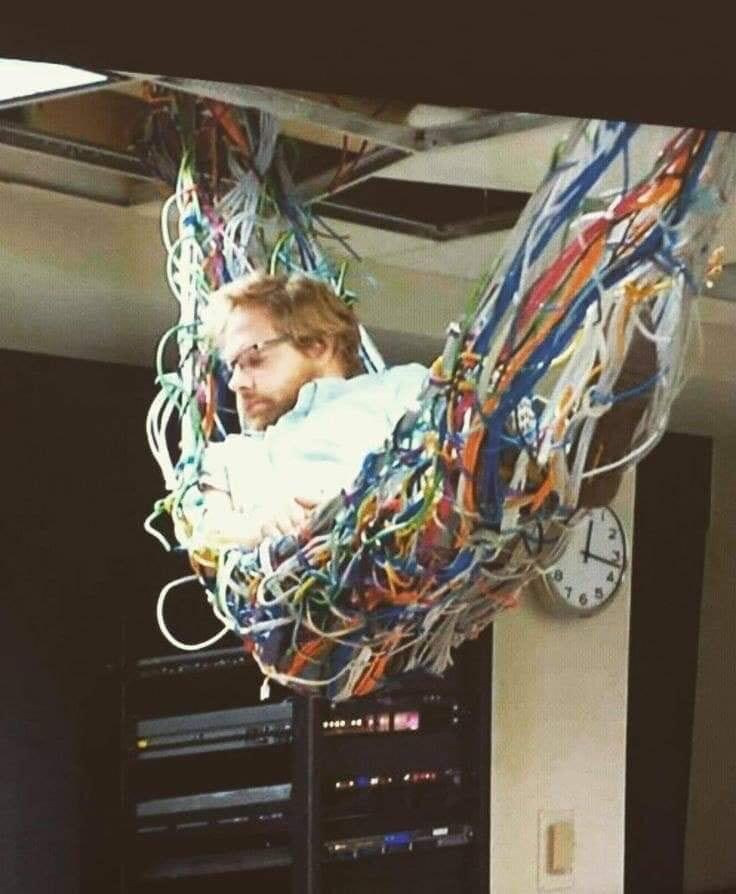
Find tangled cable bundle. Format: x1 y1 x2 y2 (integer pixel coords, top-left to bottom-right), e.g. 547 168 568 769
145 98 382 550
146 106 736 700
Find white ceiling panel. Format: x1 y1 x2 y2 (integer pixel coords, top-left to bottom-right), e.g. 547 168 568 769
374 229 510 280
316 216 429 261
377 119 574 192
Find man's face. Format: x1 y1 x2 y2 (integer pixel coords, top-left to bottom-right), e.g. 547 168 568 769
221 304 322 431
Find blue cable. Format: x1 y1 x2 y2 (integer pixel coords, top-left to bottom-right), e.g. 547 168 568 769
592 370 663 406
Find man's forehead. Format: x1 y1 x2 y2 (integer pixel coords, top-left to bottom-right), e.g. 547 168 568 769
222 305 278 354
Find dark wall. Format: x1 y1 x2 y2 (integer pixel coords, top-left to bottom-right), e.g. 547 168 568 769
626 432 712 893
0 348 174 894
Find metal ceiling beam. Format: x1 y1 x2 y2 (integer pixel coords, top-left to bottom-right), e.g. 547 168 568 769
0 120 155 180
418 110 561 149
292 145 409 205
0 89 540 242
312 200 520 242
121 73 422 150
119 73 556 152
0 118 404 210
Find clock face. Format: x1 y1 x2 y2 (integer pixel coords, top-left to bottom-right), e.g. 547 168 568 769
543 506 627 615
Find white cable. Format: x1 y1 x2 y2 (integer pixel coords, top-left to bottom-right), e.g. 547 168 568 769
160 193 178 254
144 510 172 552
156 574 231 651
580 423 665 479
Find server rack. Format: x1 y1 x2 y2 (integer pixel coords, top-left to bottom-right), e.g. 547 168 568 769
121 631 491 893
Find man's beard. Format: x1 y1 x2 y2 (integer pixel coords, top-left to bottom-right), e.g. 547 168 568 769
239 392 298 431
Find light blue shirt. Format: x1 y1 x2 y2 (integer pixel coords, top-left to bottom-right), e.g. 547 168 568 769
201 363 428 512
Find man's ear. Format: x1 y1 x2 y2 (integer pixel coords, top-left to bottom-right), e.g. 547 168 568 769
302 337 331 361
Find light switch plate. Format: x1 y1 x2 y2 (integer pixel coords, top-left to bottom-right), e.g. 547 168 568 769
538 809 575 890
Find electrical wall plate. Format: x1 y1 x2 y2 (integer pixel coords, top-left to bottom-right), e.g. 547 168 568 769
538 809 575 890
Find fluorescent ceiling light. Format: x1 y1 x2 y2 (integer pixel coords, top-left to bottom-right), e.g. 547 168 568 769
0 59 110 109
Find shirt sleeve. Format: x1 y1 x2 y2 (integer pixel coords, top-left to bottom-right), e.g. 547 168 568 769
202 435 286 517
199 441 231 494
280 367 428 504
384 363 428 426
293 429 374 501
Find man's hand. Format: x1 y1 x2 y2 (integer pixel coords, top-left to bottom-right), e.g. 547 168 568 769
196 489 319 550
257 496 318 540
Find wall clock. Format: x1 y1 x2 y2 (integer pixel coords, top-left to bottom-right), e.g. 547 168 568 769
537 505 627 616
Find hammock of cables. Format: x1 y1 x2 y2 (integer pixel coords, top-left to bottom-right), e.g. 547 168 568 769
144 92 736 701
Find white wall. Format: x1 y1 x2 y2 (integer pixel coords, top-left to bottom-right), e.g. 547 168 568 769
491 472 635 894
0 182 172 366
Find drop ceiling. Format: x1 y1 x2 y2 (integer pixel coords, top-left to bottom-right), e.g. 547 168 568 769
1 71 736 435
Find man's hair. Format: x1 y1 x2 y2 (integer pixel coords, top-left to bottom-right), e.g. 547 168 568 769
204 272 363 377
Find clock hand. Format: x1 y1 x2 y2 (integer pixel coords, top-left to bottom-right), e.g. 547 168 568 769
581 518 593 563
586 551 622 569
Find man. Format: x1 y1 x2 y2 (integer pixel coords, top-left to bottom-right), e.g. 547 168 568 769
196 271 427 550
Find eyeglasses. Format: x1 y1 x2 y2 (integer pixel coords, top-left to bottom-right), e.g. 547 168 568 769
221 335 290 381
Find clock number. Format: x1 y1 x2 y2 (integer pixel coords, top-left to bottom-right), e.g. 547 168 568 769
565 586 573 600
579 594 588 607
607 571 615 583
612 549 621 563
594 587 604 600
553 569 563 582
609 527 618 540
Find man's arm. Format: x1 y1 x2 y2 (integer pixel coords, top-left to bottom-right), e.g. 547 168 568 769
195 437 315 549
196 486 316 550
